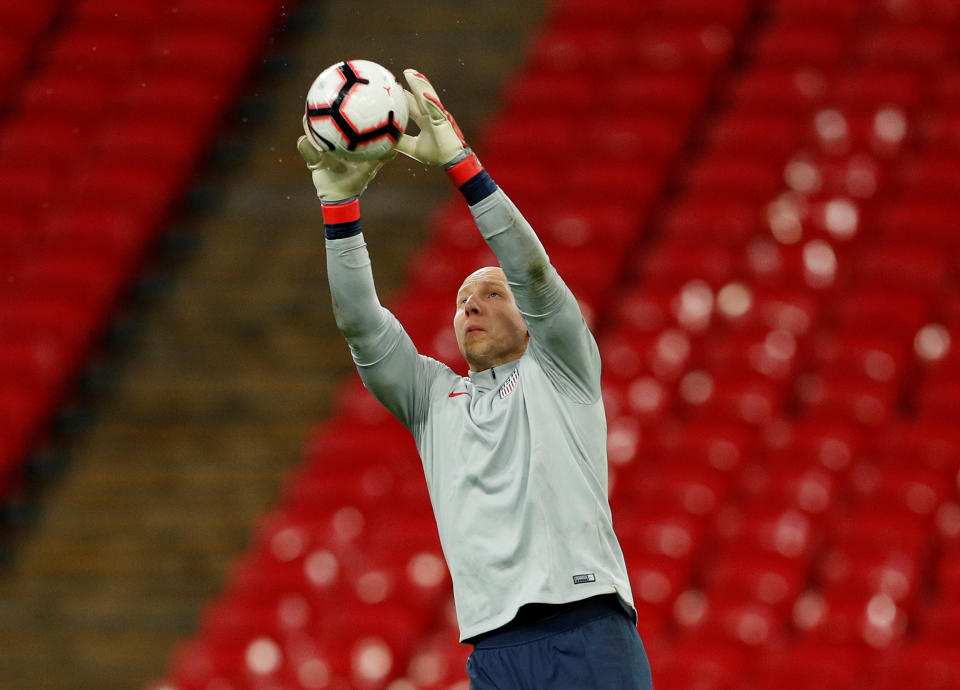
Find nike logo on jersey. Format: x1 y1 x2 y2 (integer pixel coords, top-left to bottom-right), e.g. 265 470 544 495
448 392 469 398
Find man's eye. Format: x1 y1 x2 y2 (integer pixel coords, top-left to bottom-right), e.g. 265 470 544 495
489 292 500 298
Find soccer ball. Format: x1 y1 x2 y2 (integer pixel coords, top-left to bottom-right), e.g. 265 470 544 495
304 60 409 162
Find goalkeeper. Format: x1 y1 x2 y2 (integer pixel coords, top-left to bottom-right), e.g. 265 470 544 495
298 69 653 689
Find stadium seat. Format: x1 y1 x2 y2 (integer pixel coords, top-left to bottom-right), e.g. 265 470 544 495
868 641 960 690
708 111 806 160
683 154 784 201
630 26 735 76
748 642 861 690
857 25 950 68
651 641 744 690
833 289 932 337
609 72 709 118
732 66 829 114
660 195 762 247
66 0 167 32
704 552 808 617
752 25 847 66
771 0 866 27
737 464 839 520
0 0 57 34
44 29 144 77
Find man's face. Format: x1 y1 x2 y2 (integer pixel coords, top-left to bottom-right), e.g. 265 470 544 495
454 267 529 372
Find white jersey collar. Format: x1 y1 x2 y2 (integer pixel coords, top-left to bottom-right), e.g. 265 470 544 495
467 357 521 391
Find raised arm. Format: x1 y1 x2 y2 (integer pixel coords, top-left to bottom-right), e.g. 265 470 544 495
297 123 445 431
395 71 601 402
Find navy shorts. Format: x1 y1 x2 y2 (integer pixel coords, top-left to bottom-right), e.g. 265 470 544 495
465 594 653 689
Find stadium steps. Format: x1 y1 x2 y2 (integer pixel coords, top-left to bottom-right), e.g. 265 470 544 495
0 1 545 689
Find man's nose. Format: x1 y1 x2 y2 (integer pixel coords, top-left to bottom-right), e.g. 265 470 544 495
463 294 481 314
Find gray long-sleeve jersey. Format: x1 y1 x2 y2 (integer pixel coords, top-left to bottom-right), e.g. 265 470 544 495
325 187 635 640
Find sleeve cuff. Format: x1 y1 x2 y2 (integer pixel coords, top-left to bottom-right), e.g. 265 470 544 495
322 198 362 239
321 198 360 224
446 153 497 205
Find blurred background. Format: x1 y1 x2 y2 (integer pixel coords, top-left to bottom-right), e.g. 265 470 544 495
1 0 959 688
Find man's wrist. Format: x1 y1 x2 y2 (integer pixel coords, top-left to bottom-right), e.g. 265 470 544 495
445 151 497 205
321 197 360 223
444 151 482 185
322 197 362 239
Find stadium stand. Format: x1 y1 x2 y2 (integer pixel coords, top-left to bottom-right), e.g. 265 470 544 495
156 0 960 687
0 0 282 501
3 0 960 688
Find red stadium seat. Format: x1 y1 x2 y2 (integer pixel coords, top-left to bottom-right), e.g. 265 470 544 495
615 463 730 519
812 333 910 383
923 108 960 154
832 68 924 111
44 29 144 76
708 111 806 160
584 115 689 166
17 72 116 124
90 118 208 178
737 464 839 520
616 508 705 564
64 161 184 228
651 640 744 690
630 26 735 76
869 421 960 474
752 25 847 67
771 0 866 27
660 195 762 247
834 288 932 337
500 72 595 119
0 161 57 214
704 553 808 616
674 594 787 651
0 0 57 34
608 72 709 118
688 373 788 426
795 588 910 651
636 0 754 29
164 0 279 39
718 503 820 565
868 641 960 690
683 154 784 201
732 66 829 114
748 642 861 690
67 0 167 32
147 29 257 80
118 72 229 132
898 152 960 197
525 28 628 77
640 243 740 290
857 25 950 68
877 198 960 254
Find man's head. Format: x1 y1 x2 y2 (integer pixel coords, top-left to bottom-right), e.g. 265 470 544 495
454 267 529 372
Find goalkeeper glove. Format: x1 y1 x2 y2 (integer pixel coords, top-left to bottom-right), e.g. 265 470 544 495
395 69 470 168
297 115 393 203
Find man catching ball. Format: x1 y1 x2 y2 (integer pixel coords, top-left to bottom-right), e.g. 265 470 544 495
298 68 653 689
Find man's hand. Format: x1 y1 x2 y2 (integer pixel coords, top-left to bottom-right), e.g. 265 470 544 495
395 69 469 168
297 116 394 203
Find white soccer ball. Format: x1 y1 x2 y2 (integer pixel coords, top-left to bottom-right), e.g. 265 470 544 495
304 59 409 162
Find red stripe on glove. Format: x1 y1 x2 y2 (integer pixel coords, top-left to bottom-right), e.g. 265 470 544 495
321 198 361 224
446 153 483 187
